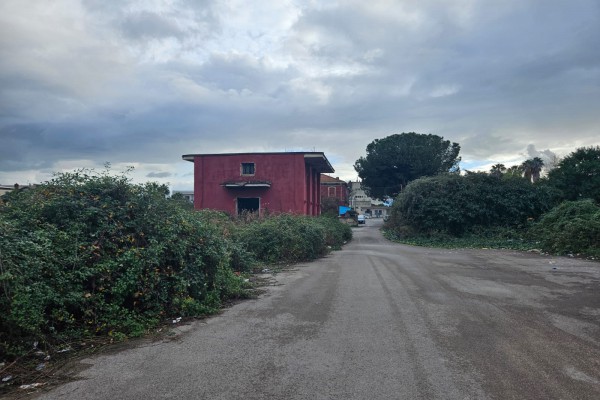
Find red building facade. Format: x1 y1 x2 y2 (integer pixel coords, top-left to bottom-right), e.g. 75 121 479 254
320 174 349 206
182 152 334 216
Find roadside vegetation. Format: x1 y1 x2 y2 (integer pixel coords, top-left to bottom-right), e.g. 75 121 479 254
0 168 352 370
385 146 600 258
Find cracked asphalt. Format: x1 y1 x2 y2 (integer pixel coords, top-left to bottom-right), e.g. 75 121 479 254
36 219 600 399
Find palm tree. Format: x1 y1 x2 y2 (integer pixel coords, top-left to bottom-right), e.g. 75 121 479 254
521 160 533 182
530 157 545 182
521 157 545 183
489 163 506 177
505 165 524 178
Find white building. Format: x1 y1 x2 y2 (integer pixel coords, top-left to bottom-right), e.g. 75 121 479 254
172 190 194 203
349 181 389 218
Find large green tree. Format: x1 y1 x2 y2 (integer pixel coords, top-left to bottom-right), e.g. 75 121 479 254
548 146 600 202
354 132 461 199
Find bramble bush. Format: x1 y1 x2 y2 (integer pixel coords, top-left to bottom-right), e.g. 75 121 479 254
528 200 600 258
235 214 351 264
0 169 351 360
0 170 243 358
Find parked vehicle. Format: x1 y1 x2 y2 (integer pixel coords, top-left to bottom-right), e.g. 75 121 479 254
357 215 366 224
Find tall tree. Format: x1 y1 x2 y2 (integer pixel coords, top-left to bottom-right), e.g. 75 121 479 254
548 146 600 202
504 165 524 179
354 132 460 199
490 163 506 178
521 157 544 183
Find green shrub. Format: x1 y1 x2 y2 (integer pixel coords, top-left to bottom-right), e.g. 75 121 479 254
0 169 351 360
235 214 325 263
314 215 352 249
0 170 242 358
235 214 351 264
529 200 600 257
389 173 559 236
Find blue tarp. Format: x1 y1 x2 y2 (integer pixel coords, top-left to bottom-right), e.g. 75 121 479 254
339 206 351 215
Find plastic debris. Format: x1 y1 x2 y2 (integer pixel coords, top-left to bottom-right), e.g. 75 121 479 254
35 363 46 371
172 317 182 324
19 383 44 390
2 375 13 383
57 347 72 353
261 268 271 273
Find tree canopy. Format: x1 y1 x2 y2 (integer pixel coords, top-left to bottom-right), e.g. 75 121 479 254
354 132 461 199
548 146 600 203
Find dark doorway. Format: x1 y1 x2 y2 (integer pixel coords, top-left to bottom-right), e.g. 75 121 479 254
237 197 259 214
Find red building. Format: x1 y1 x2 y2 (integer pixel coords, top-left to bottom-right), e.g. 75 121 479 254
182 152 334 215
320 174 349 206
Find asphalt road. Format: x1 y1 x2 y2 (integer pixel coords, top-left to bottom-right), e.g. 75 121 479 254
37 219 600 399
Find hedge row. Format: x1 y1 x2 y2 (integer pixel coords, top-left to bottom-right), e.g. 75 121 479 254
387 173 599 258
389 173 558 235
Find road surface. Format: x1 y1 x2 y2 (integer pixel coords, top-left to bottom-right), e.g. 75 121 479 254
37 219 600 399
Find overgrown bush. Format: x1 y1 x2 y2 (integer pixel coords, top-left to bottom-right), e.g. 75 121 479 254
0 170 244 358
528 200 600 257
235 214 351 264
389 173 559 236
0 169 351 360
314 215 353 249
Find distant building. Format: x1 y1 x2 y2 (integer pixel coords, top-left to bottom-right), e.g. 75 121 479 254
349 180 389 218
320 174 349 206
0 184 15 197
0 183 35 198
172 190 194 203
182 152 334 216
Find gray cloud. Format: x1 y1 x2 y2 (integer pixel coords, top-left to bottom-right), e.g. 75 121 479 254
146 171 173 178
1 0 598 186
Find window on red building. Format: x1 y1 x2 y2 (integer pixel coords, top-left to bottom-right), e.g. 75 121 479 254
241 163 255 175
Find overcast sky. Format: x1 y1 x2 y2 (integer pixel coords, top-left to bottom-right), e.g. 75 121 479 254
1 0 598 189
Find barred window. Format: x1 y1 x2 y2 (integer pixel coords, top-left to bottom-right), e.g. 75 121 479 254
241 163 255 175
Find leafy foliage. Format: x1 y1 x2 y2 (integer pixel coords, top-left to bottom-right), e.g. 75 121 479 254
354 132 461 200
547 146 600 203
235 214 351 264
0 169 351 359
384 226 536 251
0 170 239 357
388 173 559 236
528 200 600 258
320 197 341 217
